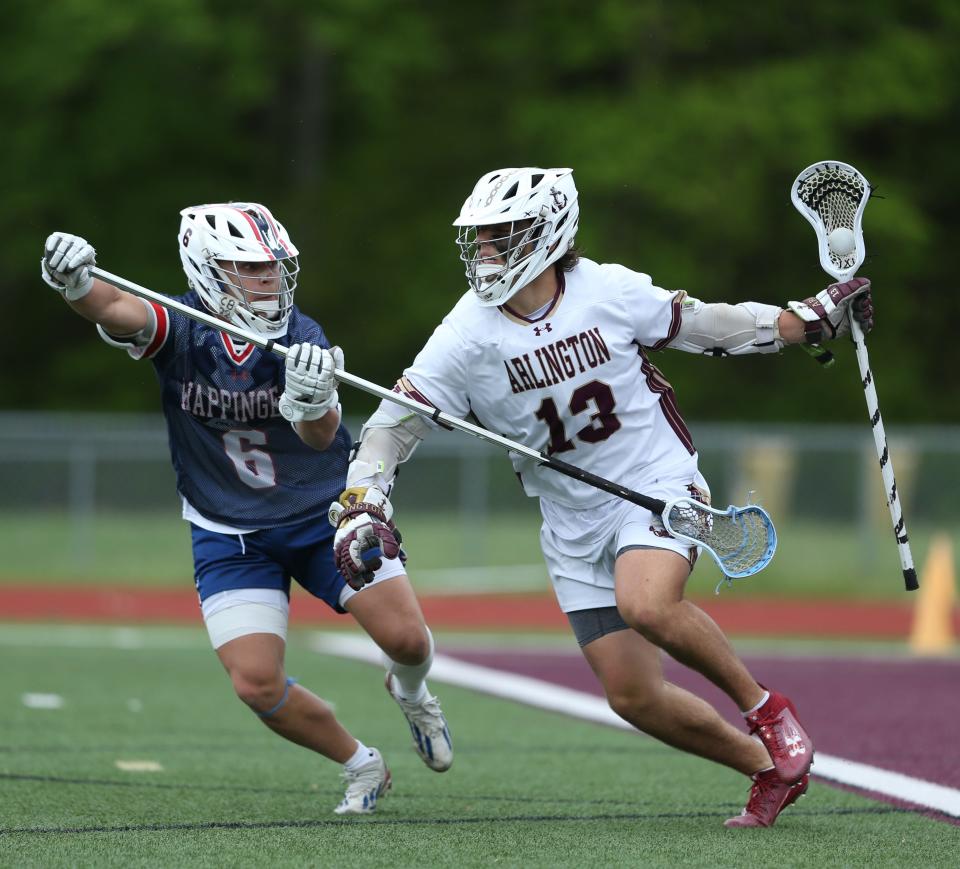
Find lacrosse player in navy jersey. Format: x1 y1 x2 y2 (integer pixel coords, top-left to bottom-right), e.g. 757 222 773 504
41 202 452 815
329 168 876 828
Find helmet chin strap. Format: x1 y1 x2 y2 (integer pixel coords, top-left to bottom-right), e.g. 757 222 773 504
249 297 281 316
475 262 506 284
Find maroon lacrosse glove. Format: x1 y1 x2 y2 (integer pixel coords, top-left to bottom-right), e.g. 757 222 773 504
329 486 401 590
845 290 874 336
788 277 873 343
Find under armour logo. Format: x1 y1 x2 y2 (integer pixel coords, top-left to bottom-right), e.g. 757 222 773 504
786 723 806 758
533 323 553 336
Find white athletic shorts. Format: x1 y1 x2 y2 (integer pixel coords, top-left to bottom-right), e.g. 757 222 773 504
539 470 710 613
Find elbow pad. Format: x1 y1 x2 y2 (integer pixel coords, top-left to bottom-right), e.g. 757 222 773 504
671 299 784 356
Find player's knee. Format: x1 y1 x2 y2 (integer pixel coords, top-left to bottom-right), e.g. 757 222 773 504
617 600 671 643
380 628 430 665
230 667 287 713
606 686 659 725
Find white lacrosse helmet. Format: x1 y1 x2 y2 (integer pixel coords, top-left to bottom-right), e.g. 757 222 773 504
178 202 300 339
453 167 579 306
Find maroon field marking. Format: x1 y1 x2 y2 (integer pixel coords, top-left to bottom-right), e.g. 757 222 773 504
441 645 960 823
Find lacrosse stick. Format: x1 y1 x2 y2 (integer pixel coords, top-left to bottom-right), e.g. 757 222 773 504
791 161 918 591
90 265 777 580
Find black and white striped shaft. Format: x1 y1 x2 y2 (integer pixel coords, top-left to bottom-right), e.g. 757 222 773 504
790 161 918 592
849 317 918 590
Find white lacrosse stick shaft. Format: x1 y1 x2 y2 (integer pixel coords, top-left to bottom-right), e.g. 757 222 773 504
89 265 776 579
791 162 917 591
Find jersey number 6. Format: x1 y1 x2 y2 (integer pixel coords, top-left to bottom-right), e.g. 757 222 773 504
223 429 277 489
534 379 621 456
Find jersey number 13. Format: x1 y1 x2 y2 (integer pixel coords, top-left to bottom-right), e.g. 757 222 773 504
534 379 621 456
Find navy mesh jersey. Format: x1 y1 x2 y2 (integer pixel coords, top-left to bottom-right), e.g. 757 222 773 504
143 291 351 529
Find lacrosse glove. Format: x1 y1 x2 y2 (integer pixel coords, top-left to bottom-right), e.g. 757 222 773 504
42 232 96 301
329 486 403 590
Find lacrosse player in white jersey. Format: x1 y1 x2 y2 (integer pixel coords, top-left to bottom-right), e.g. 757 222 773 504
40 203 452 816
329 168 874 828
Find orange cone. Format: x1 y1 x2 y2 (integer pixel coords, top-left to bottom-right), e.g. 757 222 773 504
909 534 956 655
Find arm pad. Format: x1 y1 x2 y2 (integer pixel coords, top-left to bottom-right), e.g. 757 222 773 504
345 403 432 490
669 297 784 356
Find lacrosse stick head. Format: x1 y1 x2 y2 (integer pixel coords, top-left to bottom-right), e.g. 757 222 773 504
661 498 777 581
791 161 870 282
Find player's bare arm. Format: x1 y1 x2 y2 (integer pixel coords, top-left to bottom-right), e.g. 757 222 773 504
293 413 342 451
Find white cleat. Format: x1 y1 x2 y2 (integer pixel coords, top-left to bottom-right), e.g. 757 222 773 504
386 674 453 772
333 748 392 815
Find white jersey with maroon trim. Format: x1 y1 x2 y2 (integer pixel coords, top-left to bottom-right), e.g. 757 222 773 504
399 257 697 510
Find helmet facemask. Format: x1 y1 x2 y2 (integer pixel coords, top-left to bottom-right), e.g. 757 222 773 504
178 203 300 339
453 168 579 306
206 257 298 328
456 217 548 299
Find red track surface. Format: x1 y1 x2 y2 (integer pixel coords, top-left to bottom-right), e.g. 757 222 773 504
1 584 957 638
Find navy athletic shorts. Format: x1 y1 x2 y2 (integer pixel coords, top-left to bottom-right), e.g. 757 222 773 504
190 515 347 612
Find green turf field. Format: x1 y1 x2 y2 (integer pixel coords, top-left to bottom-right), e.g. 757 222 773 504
0 511 951 600
0 624 954 868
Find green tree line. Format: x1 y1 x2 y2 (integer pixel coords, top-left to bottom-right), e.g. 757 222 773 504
3 0 957 422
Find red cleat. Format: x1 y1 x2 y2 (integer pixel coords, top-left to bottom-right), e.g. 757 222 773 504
724 769 809 828
746 688 813 783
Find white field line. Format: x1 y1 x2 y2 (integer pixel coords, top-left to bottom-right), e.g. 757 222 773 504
313 633 960 819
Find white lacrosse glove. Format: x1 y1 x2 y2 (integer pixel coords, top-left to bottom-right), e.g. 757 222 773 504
278 343 343 422
329 486 402 590
41 232 96 301
787 277 872 344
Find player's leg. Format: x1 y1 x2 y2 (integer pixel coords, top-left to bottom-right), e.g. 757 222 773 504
342 569 432 669
573 608 808 827
293 523 453 773
613 547 813 784
215 629 354 755
614 547 763 709
342 565 453 772
573 610 770 774
194 527 390 814
544 499 810 826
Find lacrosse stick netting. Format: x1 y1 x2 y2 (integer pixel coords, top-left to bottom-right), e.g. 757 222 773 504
664 500 777 588
791 161 918 591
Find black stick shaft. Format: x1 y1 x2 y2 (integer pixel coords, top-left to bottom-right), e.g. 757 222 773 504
546 456 666 513
91 266 668 517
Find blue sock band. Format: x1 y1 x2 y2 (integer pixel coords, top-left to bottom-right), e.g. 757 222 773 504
257 677 298 719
